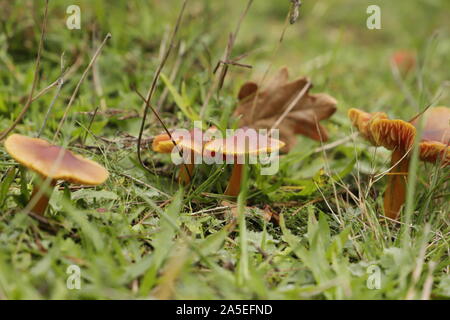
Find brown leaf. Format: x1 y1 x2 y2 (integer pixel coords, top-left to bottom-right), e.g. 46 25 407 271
233 67 337 152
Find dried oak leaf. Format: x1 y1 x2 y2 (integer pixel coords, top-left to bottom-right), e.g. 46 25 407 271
233 67 337 152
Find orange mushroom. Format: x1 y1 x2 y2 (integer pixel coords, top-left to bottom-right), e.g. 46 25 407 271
348 107 449 219
4 134 109 216
390 50 416 75
204 127 285 197
152 127 216 184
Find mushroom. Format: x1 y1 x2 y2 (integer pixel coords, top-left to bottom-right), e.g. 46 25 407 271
348 107 449 219
390 50 416 75
152 127 216 184
4 134 109 216
203 127 285 197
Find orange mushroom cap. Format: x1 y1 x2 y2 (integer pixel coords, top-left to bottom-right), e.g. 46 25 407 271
370 119 416 151
152 127 217 155
348 107 450 164
204 127 285 157
348 108 389 146
4 134 109 185
390 50 416 74
152 133 176 153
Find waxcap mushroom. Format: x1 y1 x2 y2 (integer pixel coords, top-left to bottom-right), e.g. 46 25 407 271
348 107 450 219
348 108 388 145
203 127 285 197
152 127 217 184
4 134 108 216
152 127 214 155
204 127 285 158
5 134 108 185
411 106 450 164
349 107 449 163
152 133 176 154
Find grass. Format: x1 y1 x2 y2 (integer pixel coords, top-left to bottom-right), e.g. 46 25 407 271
0 0 449 299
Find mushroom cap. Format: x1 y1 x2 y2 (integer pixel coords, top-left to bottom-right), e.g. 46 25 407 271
152 127 216 155
412 107 450 164
370 119 416 151
390 50 416 74
411 106 450 144
152 133 176 153
348 108 388 145
418 141 449 164
4 134 109 185
204 127 285 156
173 128 205 154
348 107 450 165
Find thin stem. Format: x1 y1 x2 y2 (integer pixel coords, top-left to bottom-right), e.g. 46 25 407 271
136 0 188 172
384 149 410 219
225 163 243 197
0 0 49 140
53 33 111 141
37 78 64 138
30 179 56 216
134 89 192 183
178 163 195 185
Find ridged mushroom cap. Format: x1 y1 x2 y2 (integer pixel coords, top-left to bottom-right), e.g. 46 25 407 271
348 107 449 165
348 108 388 145
370 119 416 151
4 134 109 185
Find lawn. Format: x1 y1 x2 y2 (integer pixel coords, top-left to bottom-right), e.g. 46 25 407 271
0 0 449 299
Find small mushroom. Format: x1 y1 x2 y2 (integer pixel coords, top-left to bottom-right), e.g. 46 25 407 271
204 127 285 197
4 134 109 216
348 107 449 219
152 127 216 184
390 50 416 75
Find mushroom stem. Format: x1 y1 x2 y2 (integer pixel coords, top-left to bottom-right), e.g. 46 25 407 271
384 149 410 219
178 149 195 185
225 163 243 197
30 178 56 216
178 163 195 185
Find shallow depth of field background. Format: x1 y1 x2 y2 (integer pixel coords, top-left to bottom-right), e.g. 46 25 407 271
0 0 449 299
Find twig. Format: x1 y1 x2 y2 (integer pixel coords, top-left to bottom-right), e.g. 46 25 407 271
249 5 292 124
31 54 84 103
37 51 66 138
213 58 252 74
0 0 49 140
92 33 108 111
53 33 111 141
83 106 100 145
313 132 359 153
136 0 188 172
199 0 253 117
156 41 186 111
134 89 192 182
37 78 64 138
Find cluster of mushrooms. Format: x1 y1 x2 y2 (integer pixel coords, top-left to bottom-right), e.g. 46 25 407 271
348 106 449 219
153 106 449 221
2 69 449 222
153 127 285 197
